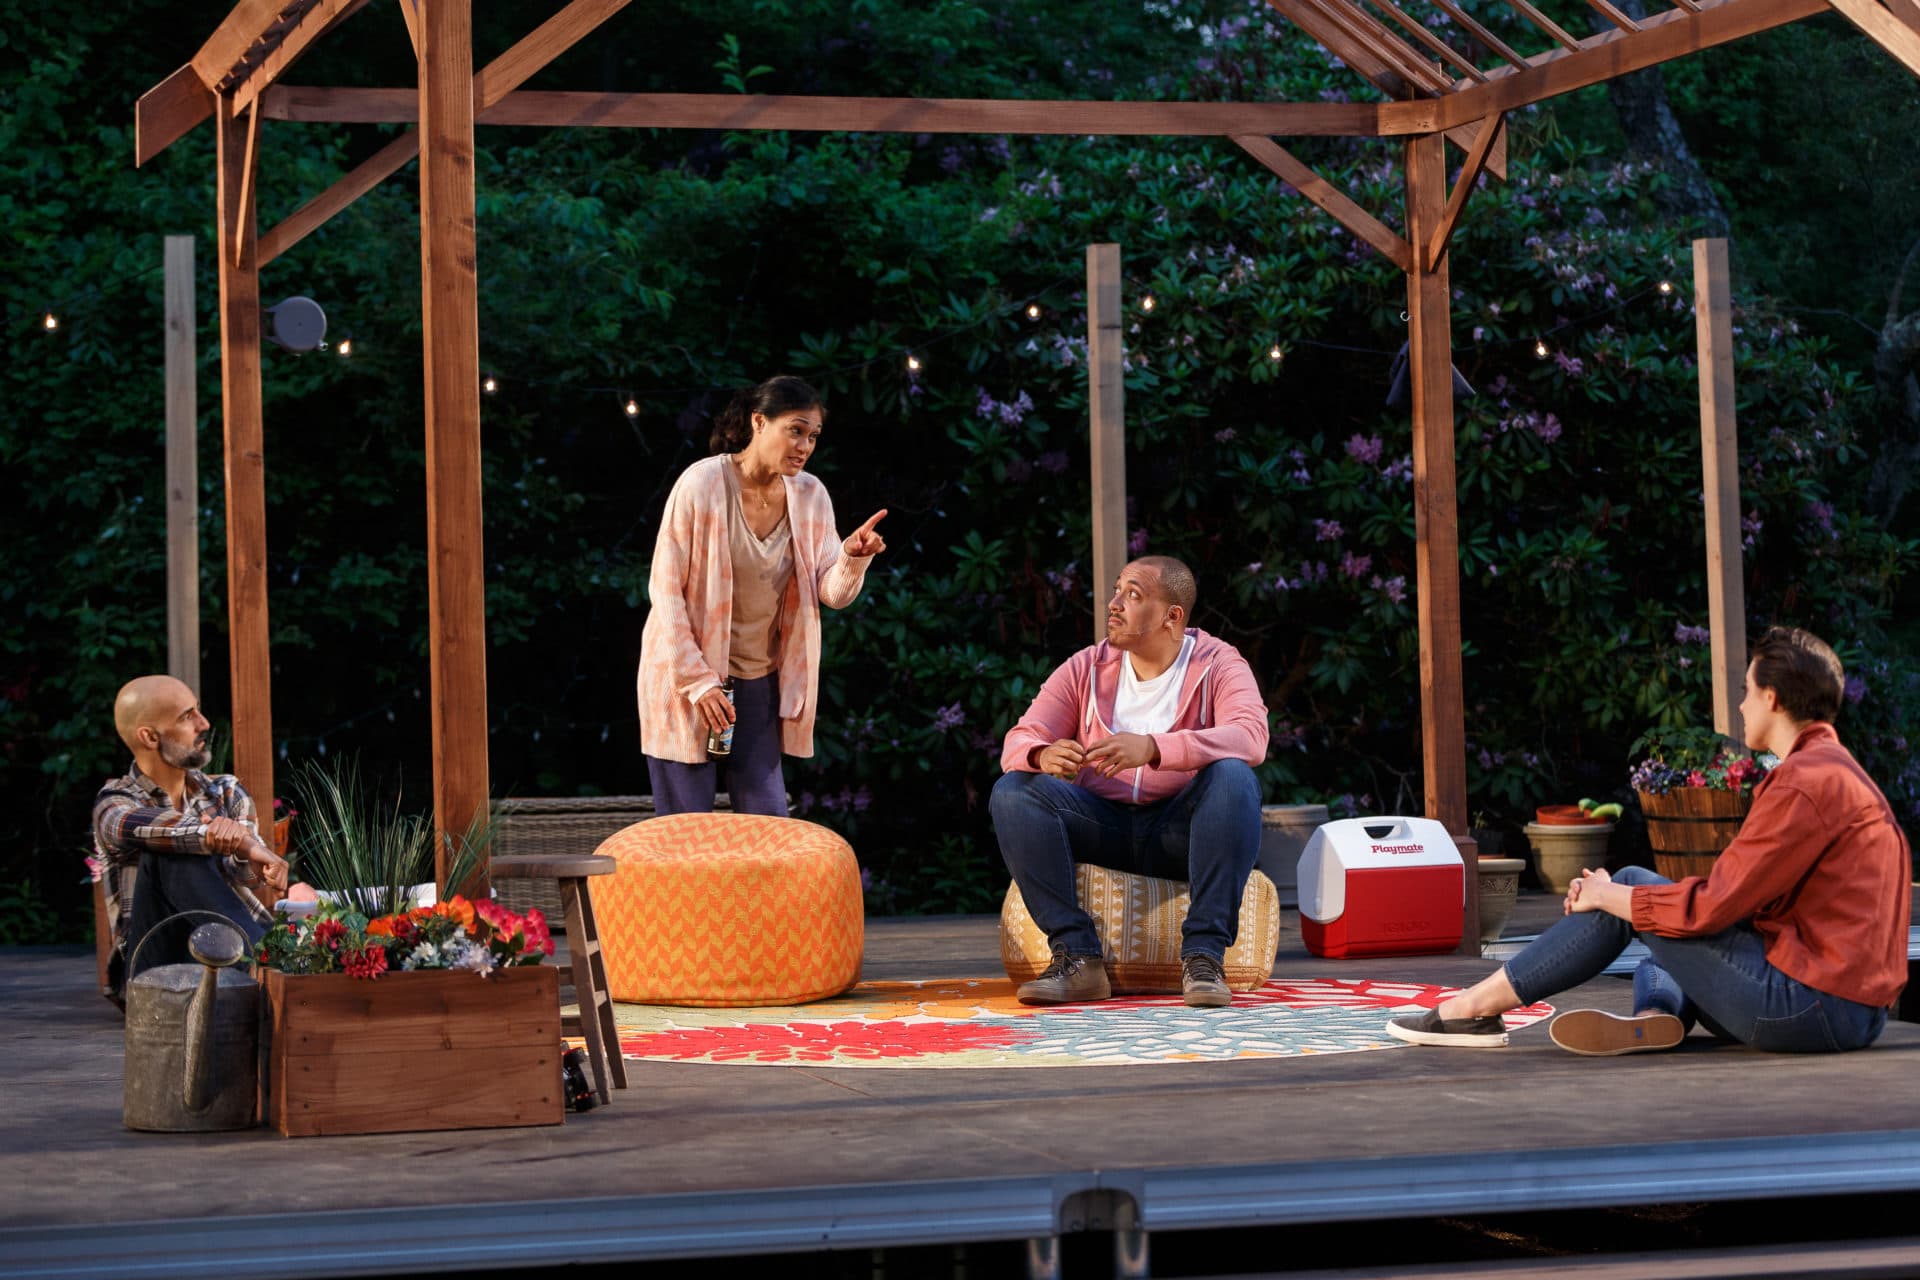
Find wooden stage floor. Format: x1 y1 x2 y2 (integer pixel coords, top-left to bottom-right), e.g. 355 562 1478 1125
5 893 1920 1278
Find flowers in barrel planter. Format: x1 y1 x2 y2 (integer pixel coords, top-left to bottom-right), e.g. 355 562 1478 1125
255 897 553 978
1628 726 1771 795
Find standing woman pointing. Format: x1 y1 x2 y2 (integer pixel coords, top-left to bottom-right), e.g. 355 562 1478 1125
638 375 888 815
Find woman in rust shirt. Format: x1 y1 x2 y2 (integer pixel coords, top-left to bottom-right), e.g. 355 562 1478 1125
1390 626 1909 1055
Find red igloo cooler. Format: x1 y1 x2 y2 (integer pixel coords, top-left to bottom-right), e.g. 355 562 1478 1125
1298 816 1463 958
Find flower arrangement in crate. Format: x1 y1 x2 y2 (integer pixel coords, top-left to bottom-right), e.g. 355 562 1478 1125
255 895 552 979
1628 726 1772 879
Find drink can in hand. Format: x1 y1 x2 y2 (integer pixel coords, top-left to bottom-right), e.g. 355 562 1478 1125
707 678 736 757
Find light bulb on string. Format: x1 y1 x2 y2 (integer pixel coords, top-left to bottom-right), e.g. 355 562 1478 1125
1657 280 1674 296
41 312 59 332
336 337 353 358
623 397 640 419
1140 294 1157 313
1267 344 1284 362
1025 303 1042 320
482 375 498 395
1533 339 1549 359
905 353 922 373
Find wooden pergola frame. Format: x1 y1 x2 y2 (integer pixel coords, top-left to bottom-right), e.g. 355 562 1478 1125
137 0 1920 928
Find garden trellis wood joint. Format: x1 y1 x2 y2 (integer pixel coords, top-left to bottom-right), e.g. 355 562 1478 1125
135 0 1920 932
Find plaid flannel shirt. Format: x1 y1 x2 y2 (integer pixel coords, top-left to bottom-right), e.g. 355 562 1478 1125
92 763 272 958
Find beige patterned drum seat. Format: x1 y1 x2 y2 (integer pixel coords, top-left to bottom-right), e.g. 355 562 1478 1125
1000 864 1281 993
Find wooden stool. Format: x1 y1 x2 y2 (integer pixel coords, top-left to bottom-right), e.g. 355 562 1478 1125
491 854 627 1106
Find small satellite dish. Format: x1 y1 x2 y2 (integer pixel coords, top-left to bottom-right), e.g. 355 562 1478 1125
265 296 327 352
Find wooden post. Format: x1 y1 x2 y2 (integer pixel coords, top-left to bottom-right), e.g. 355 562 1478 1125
1087 243 1126 640
1404 134 1478 952
418 0 491 894
214 97 273 809
1694 238 1746 742
164 235 200 696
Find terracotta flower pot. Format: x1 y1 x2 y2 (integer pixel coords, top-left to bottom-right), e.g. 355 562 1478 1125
1534 805 1606 827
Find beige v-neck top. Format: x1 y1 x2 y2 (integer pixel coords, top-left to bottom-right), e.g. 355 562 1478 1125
723 461 794 680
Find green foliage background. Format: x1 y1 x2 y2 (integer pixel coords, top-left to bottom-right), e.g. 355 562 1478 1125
5 0 1917 939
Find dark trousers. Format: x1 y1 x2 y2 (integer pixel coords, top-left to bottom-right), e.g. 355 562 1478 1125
126 853 266 978
646 673 787 817
989 760 1263 960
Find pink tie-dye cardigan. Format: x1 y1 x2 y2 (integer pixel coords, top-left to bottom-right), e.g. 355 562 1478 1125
637 455 873 763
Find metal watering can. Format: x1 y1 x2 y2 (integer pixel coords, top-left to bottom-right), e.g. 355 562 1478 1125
123 910 260 1132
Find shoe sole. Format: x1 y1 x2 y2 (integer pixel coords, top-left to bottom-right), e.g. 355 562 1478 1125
1550 1009 1684 1056
1386 1019 1509 1048
1184 987 1232 1008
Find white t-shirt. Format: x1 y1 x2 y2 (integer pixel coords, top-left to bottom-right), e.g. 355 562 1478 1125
1110 635 1195 736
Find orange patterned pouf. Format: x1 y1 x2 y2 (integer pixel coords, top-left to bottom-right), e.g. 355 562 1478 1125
594 814 864 1006
1001 865 1281 994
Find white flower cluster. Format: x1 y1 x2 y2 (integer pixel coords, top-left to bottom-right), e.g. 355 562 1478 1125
400 936 494 973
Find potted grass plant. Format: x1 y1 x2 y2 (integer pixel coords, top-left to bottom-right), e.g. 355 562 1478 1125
254 760 563 1137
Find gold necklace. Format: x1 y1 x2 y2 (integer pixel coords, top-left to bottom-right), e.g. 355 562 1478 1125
735 456 775 510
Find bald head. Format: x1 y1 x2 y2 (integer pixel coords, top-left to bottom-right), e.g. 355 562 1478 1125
115 676 211 770
1128 556 1197 617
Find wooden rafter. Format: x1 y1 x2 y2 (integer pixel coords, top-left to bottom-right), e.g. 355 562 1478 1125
228 0 372 115
1583 0 1646 31
1231 134 1412 272
1829 0 1920 74
191 0 290 91
258 0 636 264
136 64 216 167
233 97 260 268
1425 112 1504 269
396 0 421 56
1267 0 1447 96
1424 0 1531 66
1500 0 1584 49
1362 0 1493 82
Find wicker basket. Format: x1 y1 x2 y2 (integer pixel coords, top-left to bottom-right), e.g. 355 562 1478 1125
1637 787 1751 880
489 794 764 922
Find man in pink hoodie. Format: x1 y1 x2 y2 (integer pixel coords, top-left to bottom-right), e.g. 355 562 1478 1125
993 556 1271 1007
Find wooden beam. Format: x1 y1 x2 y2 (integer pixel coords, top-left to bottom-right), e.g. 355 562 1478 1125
1232 134 1412 273
1886 0 1920 28
1397 0 1828 132
1363 0 1493 81
1444 115 1507 181
1426 113 1504 269
264 85 1386 134
1403 130 1476 953
397 0 421 55
136 64 215 168
165 235 200 697
1423 0 1530 68
1501 0 1585 48
1584 0 1647 30
214 94 274 813
256 0 635 265
190 0 284 91
228 0 373 116
1671 0 1704 12
1694 238 1747 744
233 97 260 269
419 0 491 897
1087 244 1127 646
1829 0 1920 74
1300 0 1457 94
1267 0 1433 96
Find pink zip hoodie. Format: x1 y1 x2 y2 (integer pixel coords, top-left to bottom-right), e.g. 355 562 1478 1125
1000 628 1270 804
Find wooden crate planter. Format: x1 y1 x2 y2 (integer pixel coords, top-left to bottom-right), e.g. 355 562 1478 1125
1638 787 1751 880
262 966 564 1137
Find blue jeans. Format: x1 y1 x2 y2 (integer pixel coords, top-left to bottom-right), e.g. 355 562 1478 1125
127 852 267 978
1505 866 1887 1052
647 673 787 817
989 760 1262 961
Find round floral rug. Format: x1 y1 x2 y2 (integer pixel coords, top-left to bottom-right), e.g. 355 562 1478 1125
599 978 1553 1068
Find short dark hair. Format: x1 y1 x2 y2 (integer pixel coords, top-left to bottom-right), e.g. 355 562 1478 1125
1131 555 1196 616
709 375 825 454
1750 626 1843 724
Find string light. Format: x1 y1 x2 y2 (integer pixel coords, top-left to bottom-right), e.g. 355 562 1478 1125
1267 344 1284 362
1025 303 1042 320
41 312 59 332
905 353 922 372
1533 339 1549 359
482 375 498 395
1140 294 1157 313
623 397 640 418
336 337 353 358
1657 279 1674 295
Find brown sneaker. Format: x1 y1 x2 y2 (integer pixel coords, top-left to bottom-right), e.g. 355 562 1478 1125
1017 950 1111 1005
1182 953 1232 1007
1549 1009 1685 1056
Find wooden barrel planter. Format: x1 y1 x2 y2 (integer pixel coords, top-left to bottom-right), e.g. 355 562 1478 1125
1637 788 1750 879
